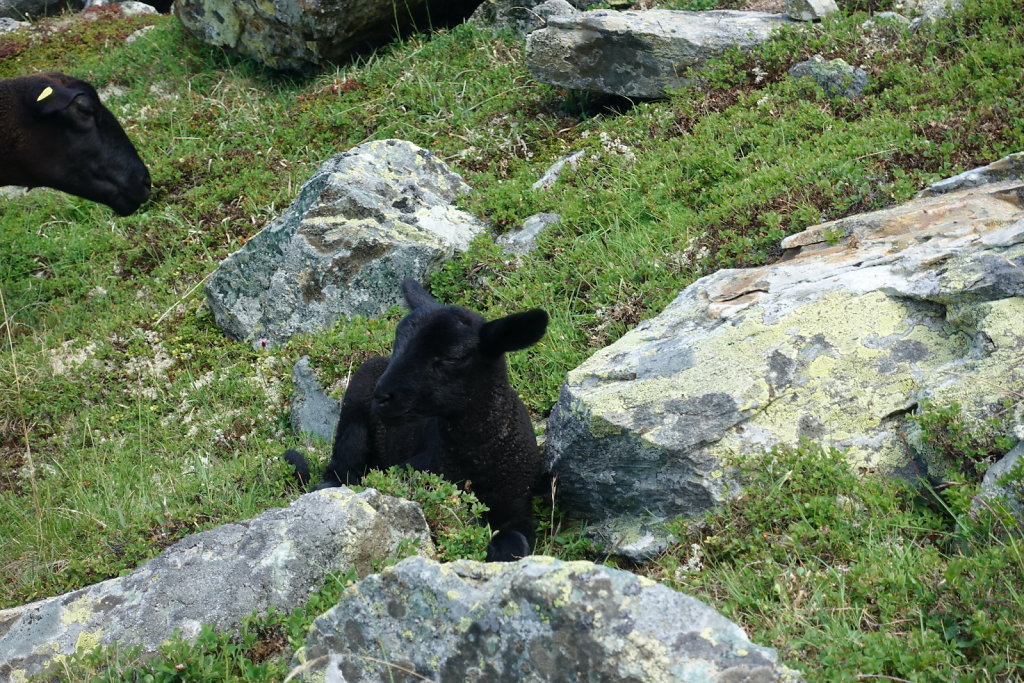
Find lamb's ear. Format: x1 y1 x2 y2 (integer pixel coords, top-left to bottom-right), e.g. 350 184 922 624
401 278 439 310
480 309 548 355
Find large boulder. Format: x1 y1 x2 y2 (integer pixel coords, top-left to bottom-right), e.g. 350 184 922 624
292 555 800 681
525 9 790 99
205 139 486 348
175 0 456 72
0 488 432 680
547 157 1024 558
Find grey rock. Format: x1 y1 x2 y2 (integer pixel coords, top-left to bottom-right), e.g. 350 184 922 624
0 488 433 680
290 356 342 443
547 176 1024 552
785 0 837 21
114 0 157 15
205 139 485 348
175 0 436 71
533 149 585 190
907 0 963 27
468 0 580 38
497 212 560 256
292 555 800 682
526 9 790 99
0 14 29 27
788 54 868 99
973 442 1024 533
916 151 1024 198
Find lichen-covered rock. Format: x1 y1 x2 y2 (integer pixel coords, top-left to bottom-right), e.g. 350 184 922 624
788 54 868 98
290 356 341 443
0 488 432 680
174 0 432 72
784 0 837 21
205 139 485 348
292 555 800 682
547 170 1024 555
468 0 580 38
526 9 790 99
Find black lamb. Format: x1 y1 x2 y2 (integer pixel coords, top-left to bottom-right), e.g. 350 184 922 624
285 278 549 562
0 72 151 216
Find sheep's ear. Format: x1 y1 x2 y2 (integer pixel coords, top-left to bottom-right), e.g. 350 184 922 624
401 278 439 310
28 83 84 117
479 309 548 355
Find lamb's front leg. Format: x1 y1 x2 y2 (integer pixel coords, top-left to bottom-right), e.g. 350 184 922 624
320 356 391 487
483 497 536 562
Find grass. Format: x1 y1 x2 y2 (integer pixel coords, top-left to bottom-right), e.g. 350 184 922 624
1 0 1023 679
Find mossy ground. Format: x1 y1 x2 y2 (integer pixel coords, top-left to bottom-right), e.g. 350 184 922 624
1 0 1022 679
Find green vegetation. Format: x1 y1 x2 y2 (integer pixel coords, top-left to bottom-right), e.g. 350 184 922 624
656 442 1024 681
1 0 1022 679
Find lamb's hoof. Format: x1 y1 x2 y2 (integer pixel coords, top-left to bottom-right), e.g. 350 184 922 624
486 531 531 562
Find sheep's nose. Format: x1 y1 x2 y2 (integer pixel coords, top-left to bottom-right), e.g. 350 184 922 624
374 390 393 406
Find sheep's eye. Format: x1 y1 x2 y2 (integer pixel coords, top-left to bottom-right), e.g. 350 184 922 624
436 354 466 367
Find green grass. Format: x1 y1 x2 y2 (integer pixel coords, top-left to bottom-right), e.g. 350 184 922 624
2 0 1023 678
653 442 1024 681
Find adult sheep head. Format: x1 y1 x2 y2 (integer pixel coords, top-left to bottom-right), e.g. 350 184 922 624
1 73 151 216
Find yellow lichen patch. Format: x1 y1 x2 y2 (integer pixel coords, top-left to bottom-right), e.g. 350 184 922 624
979 298 1024 348
74 628 103 653
60 595 98 626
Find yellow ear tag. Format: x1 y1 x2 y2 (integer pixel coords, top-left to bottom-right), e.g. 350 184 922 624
36 86 54 101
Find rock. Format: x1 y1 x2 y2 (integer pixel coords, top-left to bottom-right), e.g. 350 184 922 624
497 212 560 256
907 0 963 27
290 356 342 443
0 15 29 28
526 9 790 99
468 0 580 38
114 0 156 15
204 139 486 348
533 149 585 190
292 555 800 682
917 151 1024 198
973 442 1024 533
175 0 443 71
546 172 1024 552
784 0 837 21
0 488 432 680
788 54 868 99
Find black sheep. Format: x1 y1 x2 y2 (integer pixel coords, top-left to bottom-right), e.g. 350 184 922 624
286 279 549 562
0 72 151 216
